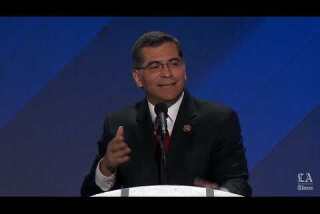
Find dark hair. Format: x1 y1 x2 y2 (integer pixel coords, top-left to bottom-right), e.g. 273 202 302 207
131 31 183 69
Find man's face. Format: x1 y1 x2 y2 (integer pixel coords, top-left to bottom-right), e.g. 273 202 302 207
132 42 187 105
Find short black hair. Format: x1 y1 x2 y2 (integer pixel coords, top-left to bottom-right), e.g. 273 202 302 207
131 31 183 69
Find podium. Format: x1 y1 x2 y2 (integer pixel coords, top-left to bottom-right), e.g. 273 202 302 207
92 185 243 197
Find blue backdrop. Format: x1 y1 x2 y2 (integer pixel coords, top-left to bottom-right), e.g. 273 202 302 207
0 17 319 196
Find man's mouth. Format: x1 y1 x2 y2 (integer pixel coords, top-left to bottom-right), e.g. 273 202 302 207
158 82 176 87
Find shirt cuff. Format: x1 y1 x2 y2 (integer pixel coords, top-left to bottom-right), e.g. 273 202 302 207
95 158 116 191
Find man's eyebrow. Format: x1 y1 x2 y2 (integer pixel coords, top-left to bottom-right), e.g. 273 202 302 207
146 57 180 64
168 57 181 61
145 60 161 65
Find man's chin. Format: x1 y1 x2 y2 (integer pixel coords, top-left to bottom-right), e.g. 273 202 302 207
153 92 183 104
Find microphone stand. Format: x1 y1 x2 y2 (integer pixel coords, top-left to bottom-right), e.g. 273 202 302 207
156 116 167 185
159 128 167 185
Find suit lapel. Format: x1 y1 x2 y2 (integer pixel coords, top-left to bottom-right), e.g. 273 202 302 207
135 98 156 157
134 99 159 183
168 91 198 162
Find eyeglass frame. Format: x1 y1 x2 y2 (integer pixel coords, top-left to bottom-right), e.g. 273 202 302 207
135 57 185 73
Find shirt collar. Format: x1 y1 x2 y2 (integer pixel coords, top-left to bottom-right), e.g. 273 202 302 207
148 91 184 124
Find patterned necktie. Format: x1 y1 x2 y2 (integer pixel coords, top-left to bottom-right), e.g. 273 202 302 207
154 117 171 153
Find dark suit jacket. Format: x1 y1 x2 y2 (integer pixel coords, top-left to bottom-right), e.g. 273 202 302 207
81 90 252 196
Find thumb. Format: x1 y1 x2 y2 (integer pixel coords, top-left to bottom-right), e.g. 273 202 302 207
115 126 125 138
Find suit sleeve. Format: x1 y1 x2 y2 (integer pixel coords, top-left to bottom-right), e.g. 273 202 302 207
209 110 252 196
80 116 122 197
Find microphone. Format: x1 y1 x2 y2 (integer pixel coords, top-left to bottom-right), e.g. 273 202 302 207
154 102 168 184
154 103 168 139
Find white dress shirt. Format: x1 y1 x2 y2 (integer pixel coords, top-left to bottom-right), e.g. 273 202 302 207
95 92 184 191
147 91 184 136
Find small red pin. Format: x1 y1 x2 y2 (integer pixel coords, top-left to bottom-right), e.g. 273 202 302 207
183 124 192 133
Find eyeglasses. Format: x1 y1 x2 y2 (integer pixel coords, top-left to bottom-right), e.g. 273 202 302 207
137 58 184 73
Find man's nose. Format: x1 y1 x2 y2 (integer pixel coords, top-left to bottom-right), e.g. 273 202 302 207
160 63 173 77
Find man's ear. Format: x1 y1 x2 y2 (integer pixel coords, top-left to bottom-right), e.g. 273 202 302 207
132 70 143 88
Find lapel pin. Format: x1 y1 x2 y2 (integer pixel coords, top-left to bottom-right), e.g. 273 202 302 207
183 124 192 133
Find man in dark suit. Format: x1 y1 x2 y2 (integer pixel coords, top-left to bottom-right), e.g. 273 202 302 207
81 31 251 197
